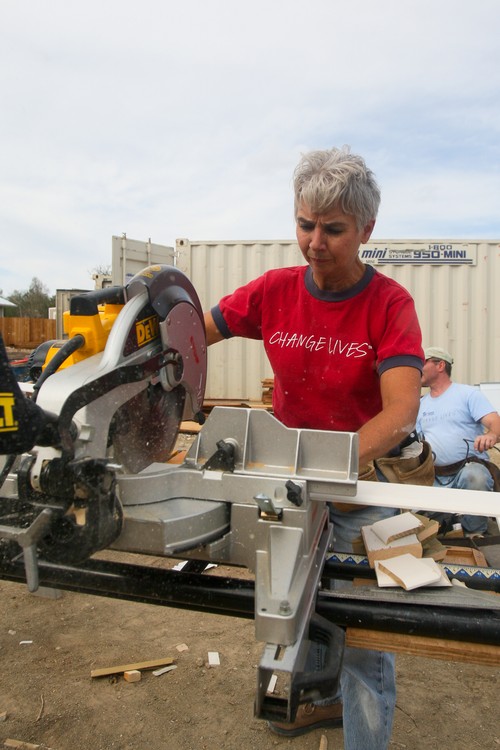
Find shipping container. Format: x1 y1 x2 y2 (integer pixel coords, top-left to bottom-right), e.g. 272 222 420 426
176 238 500 401
112 235 175 287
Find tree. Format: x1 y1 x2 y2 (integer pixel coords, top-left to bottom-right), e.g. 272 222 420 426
91 264 111 276
7 278 56 318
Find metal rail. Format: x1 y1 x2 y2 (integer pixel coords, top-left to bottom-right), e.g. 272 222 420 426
1 553 499 647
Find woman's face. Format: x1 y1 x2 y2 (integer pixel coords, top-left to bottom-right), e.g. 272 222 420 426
295 200 374 290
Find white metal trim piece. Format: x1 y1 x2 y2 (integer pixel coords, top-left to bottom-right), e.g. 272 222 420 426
331 479 499 517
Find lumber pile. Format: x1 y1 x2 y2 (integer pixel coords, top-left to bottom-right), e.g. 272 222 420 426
261 378 274 404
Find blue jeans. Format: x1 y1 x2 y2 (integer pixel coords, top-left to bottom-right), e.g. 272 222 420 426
435 461 493 534
312 504 398 750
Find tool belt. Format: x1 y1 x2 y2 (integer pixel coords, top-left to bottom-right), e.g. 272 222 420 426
435 455 500 492
375 439 435 487
333 439 435 512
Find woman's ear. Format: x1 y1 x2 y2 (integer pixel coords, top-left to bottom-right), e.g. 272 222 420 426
361 220 376 243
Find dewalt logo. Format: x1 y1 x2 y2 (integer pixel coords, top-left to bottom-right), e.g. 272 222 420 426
0 392 18 433
136 315 160 348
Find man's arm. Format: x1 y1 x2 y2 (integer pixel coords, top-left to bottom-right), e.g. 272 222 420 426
357 366 422 466
476 411 500 453
204 311 225 345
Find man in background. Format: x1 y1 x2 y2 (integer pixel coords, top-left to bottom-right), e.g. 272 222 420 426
417 346 500 536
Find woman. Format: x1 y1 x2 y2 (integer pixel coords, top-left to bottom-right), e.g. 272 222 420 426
204 146 423 750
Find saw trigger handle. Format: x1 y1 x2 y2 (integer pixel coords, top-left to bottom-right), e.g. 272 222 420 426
69 286 126 316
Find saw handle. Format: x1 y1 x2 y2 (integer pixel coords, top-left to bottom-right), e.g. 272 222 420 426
70 287 125 316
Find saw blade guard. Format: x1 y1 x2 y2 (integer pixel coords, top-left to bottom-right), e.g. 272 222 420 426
125 265 207 424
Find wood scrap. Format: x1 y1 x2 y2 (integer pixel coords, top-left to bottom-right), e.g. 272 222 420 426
179 420 202 434
123 670 141 683
442 546 488 567
261 378 274 404
319 735 328 750
371 512 423 543
4 741 55 750
152 665 177 677
167 449 187 464
345 628 500 666
361 525 422 568
90 657 174 678
422 535 447 561
266 674 278 694
377 554 442 590
375 557 451 588
413 513 440 543
35 693 44 721
207 651 220 666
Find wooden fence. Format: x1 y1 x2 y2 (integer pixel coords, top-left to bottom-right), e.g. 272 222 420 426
0 318 56 349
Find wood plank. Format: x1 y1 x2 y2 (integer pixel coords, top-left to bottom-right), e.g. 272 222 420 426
4 741 54 750
90 657 174 678
179 421 202 434
345 628 500 666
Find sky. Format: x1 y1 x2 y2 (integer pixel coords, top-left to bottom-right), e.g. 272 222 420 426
1 0 500 297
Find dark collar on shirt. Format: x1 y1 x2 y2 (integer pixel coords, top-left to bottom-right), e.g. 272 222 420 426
304 264 375 301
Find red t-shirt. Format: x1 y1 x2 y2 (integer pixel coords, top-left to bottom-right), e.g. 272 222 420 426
212 265 423 432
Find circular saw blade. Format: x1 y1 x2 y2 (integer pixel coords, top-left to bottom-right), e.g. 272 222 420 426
109 383 185 474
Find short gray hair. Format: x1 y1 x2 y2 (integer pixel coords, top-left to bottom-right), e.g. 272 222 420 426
293 146 381 229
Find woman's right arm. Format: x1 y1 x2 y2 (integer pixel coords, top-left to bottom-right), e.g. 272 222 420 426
204 311 225 345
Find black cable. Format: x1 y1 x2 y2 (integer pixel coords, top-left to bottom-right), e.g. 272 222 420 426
0 454 16 490
32 334 85 402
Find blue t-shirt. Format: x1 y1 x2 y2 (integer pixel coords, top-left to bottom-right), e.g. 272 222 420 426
417 383 494 465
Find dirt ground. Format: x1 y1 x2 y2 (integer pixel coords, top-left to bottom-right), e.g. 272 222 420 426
1 552 499 750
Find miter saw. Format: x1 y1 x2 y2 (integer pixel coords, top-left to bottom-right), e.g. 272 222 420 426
1 264 499 725
0 264 352 720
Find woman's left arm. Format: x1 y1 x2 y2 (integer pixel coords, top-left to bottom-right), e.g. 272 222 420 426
357 366 422 466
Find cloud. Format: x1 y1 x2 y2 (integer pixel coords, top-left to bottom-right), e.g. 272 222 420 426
1 0 500 295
